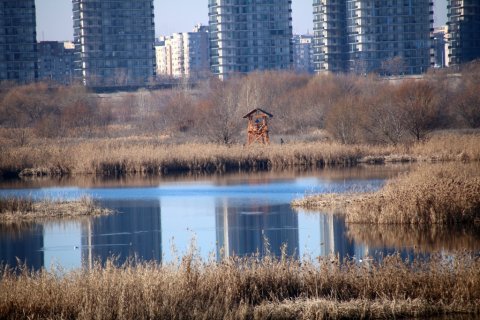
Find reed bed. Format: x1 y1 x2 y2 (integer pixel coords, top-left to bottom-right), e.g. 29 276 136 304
0 253 479 320
346 163 480 224
294 163 480 225
0 132 478 178
0 196 111 222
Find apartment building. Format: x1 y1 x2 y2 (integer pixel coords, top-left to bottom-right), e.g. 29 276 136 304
293 34 315 73
0 0 37 83
432 26 448 68
72 0 156 87
208 0 293 79
37 41 75 84
447 0 480 65
155 25 210 79
314 0 433 75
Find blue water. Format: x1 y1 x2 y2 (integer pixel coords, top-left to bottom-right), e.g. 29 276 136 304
1 167 477 271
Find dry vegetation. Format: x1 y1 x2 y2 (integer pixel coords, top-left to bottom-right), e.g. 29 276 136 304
294 163 480 225
0 132 479 178
0 253 479 320
0 196 111 222
1 63 479 178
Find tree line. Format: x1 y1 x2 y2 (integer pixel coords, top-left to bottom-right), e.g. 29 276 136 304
0 61 479 146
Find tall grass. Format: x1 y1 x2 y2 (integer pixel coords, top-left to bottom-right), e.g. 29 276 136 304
0 196 111 222
0 253 479 319
294 163 480 225
346 163 480 224
1 132 479 178
0 197 34 214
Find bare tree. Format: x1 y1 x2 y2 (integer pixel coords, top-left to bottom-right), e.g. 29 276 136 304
201 80 243 145
325 96 360 144
454 82 480 128
396 81 441 141
382 56 406 76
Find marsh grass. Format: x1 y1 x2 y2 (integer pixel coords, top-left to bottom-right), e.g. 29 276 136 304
346 163 480 224
1 132 478 178
294 163 480 225
0 253 478 320
0 196 111 222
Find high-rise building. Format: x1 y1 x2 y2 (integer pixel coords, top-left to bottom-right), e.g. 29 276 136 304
0 0 37 83
314 0 433 75
313 0 348 73
293 34 315 73
184 25 210 79
72 0 156 87
155 37 171 77
447 0 480 65
208 0 293 79
432 26 448 68
38 41 75 84
155 25 210 79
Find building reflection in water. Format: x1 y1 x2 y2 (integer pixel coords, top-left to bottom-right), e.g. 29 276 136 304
318 213 357 260
215 199 299 258
81 199 162 267
0 223 44 270
295 207 416 261
318 213 417 261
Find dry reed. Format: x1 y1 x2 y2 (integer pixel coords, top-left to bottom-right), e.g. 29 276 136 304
294 163 480 225
0 253 478 320
346 163 480 224
0 196 111 223
1 132 478 178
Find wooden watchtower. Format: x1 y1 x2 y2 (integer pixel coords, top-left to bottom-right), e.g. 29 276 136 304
243 108 273 145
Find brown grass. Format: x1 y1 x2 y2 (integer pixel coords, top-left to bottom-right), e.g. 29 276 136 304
0 196 111 223
0 253 479 319
294 163 480 225
1 132 479 178
346 163 480 224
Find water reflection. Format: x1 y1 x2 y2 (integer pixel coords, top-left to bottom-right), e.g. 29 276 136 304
0 223 44 269
318 213 355 260
215 200 299 258
348 224 480 253
296 207 417 261
82 200 162 267
0 164 410 190
1 165 479 271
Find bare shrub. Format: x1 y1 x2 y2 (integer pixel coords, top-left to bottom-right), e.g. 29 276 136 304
325 96 361 144
395 80 442 141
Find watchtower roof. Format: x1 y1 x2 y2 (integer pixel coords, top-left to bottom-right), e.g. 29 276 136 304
243 108 273 119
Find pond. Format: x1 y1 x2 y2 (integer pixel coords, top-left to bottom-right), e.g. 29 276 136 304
1 165 479 271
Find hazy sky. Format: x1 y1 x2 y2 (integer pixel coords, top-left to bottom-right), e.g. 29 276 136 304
35 0 448 41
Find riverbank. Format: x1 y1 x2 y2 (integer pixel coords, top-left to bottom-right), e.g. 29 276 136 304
0 253 478 319
0 196 111 222
0 132 478 178
293 163 480 225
